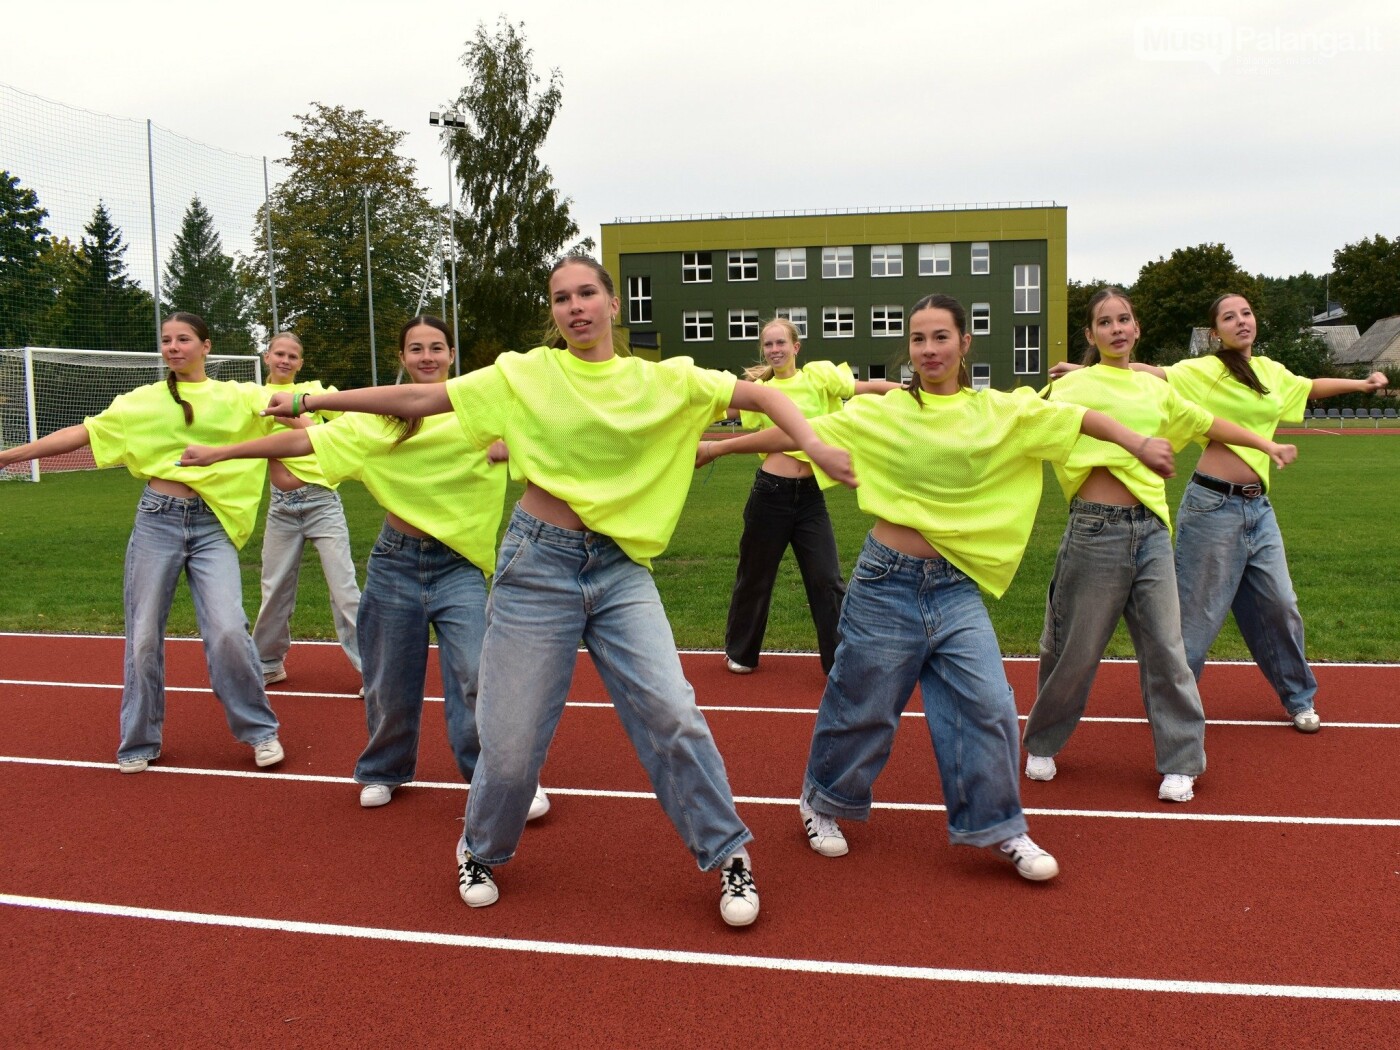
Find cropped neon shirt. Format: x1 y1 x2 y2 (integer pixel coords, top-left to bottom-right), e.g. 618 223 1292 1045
265 380 339 489
1048 364 1211 529
84 379 274 548
738 360 855 464
308 412 506 574
1163 354 1310 492
809 387 1085 597
444 346 736 568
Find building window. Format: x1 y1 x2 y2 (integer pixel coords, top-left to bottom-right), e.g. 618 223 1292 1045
868 363 887 380
626 275 651 324
971 302 990 335
970 242 990 275
1015 325 1042 374
918 243 951 276
728 250 758 282
729 309 760 341
1014 264 1041 313
682 252 712 283
870 244 903 277
775 248 807 280
683 310 714 341
871 305 904 337
822 246 853 279
971 363 992 390
822 306 855 337
775 306 808 339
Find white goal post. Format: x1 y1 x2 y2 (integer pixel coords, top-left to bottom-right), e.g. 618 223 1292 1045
0 347 262 482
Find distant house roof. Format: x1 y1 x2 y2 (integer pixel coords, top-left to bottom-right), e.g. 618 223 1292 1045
1305 325 1361 356
1334 316 1400 368
1311 302 1348 326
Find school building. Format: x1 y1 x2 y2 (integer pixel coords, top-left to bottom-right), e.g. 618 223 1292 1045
600 203 1067 388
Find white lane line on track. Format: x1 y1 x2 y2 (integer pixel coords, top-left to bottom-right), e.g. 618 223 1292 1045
2 681 1396 729
3 756 1397 827
2 892 1396 1002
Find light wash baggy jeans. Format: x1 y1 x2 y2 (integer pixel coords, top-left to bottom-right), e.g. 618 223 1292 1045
457 506 752 872
252 483 361 676
1024 500 1207 776
803 534 1028 849
118 487 279 762
1174 477 1318 717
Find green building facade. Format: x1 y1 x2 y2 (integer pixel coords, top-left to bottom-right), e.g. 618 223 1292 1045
601 204 1067 388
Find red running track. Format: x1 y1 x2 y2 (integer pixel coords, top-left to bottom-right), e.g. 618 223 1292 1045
2 632 1398 1048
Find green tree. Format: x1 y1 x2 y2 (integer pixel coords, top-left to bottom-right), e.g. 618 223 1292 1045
244 103 437 389
1258 329 1334 380
0 171 54 347
60 201 156 351
1256 272 1329 340
445 18 590 369
1330 234 1400 334
163 196 253 355
1129 243 1261 364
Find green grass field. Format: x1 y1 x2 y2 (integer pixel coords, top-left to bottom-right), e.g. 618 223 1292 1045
1 433 1395 660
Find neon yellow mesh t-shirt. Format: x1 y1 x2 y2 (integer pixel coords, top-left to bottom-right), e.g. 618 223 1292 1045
809 387 1086 597
738 360 855 465
1163 355 1310 492
265 380 339 489
444 346 736 568
1048 364 1212 529
308 412 506 575
84 379 274 548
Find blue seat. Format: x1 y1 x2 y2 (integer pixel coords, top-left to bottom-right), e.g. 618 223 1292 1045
1370 408 1385 427
1385 407 1399 421
1326 408 1342 424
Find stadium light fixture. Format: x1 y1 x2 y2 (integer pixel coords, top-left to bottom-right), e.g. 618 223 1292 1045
430 110 468 374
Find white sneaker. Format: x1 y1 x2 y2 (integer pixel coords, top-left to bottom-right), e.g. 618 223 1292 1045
1158 773 1196 802
527 784 551 821
798 800 849 857
725 657 754 675
117 756 150 774
1025 754 1057 781
1292 708 1321 733
719 853 759 926
999 833 1059 881
359 783 394 808
253 738 285 768
457 851 499 908
263 668 287 685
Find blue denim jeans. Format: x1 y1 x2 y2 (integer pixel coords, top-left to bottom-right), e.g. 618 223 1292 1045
1024 500 1206 775
803 534 1027 848
119 487 279 762
458 505 751 871
1174 477 1318 716
726 469 846 673
354 523 485 785
252 484 362 675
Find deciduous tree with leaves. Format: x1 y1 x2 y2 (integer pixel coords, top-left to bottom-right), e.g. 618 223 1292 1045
163 196 253 355
1129 243 1261 363
1330 234 1400 334
445 18 590 370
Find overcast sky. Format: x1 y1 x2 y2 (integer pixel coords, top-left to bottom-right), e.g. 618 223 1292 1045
3 0 1396 286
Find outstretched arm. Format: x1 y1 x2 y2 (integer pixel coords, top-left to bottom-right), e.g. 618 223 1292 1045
0 424 91 468
729 381 856 487
1204 418 1297 470
1309 372 1387 400
696 427 797 467
180 429 314 467
1079 410 1176 478
264 384 451 420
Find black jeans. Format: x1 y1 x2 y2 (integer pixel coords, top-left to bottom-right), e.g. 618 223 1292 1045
725 469 846 673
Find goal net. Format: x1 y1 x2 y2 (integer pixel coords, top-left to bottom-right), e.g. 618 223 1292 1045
0 347 262 481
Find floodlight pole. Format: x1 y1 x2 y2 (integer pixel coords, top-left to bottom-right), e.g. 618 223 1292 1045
430 110 468 376
364 190 377 387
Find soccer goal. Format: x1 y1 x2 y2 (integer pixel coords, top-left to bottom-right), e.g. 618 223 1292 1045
0 347 262 482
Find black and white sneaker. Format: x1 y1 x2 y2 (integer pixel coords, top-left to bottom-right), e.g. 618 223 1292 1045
457 852 499 908
719 854 760 926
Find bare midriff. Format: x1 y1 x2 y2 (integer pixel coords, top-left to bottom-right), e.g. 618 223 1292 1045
385 512 432 539
1075 465 1139 507
520 482 586 531
759 451 813 479
148 478 199 498
872 519 942 560
1196 440 1261 486
269 460 305 492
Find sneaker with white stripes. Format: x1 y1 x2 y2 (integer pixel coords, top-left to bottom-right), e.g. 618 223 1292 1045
798 800 849 857
457 851 499 908
719 854 759 926
998 833 1059 881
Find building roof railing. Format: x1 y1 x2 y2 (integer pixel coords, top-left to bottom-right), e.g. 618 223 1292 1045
608 202 1061 224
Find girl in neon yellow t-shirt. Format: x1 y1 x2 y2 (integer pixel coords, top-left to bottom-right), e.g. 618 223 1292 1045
1023 288 1295 804
251 257 855 928
711 293 1178 883
698 318 899 675
0 312 283 774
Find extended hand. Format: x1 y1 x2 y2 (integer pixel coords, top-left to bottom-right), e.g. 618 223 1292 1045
1270 443 1298 469
810 442 857 488
179 444 221 467
1048 361 1082 380
1136 436 1176 478
263 392 295 418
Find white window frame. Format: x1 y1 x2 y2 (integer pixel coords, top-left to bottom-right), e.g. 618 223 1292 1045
870 244 904 278
871 305 904 337
1014 325 1042 375
728 250 758 282
1014 264 1041 313
918 243 951 276
682 251 712 283
682 309 714 341
728 309 760 341
775 306 808 339
970 242 990 275
822 306 855 338
971 302 991 336
626 275 651 325
774 248 807 280
970 362 992 390
821 246 853 279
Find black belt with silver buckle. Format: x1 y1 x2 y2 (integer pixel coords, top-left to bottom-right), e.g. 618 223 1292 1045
1191 472 1263 499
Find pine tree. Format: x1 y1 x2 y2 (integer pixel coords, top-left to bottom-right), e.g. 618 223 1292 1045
164 196 253 354
61 201 156 351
